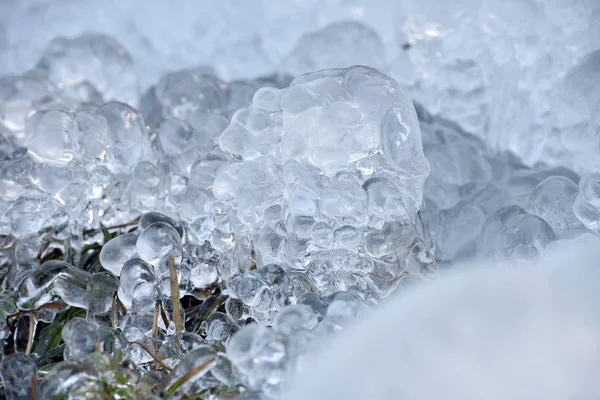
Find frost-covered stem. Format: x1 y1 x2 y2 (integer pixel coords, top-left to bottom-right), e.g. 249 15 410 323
31 374 36 398
25 312 35 356
152 300 159 339
131 340 172 371
111 293 116 329
169 254 182 334
165 357 216 395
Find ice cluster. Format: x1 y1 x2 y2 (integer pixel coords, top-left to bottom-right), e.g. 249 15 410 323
0 1 598 398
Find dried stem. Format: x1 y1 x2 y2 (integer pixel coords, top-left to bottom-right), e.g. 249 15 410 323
159 302 170 328
152 300 160 339
111 293 116 329
115 294 128 314
82 217 140 237
30 374 36 398
131 340 172 372
169 254 183 334
166 357 216 395
25 312 35 356
7 300 67 323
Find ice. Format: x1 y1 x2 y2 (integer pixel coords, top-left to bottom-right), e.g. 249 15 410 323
205 312 237 343
493 214 556 261
526 176 584 238
0 2 599 398
17 260 90 310
0 353 36 400
167 345 218 393
95 101 152 170
26 110 78 164
578 173 600 208
155 68 230 120
86 272 120 325
136 222 182 265
99 232 139 276
62 318 99 360
477 205 528 258
285 21 385 76
36 33 138 106
215 66 432 305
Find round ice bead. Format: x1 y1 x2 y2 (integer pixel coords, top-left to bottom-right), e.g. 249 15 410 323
310 221 333 247
5 192 49 237
0 72 64 136
186 110 228 150
155 68 229 120
252 86 282 112
364 222 415 258
130 282 161 333
0 353 36 400
494 215 556 260
26 110 78 164
227 323 268 376
0 154 33 200
334 225 361 248
180 186 212 223
132 161 160 188
319 174 367 221
527 176 584 238
30 163 73 194
139 211 184 237
100 232 138 276
96 101 151 170
477 205 529 258
274 304 319 335
209 228 235 252
136 222 182 264
573 193 600 234
157 118 193 156
257 228 285 264
62 318 99 360
212 162 243 201
206 312 237 343
579 173 600 209
364 175 416 223
86 272 120 325
188 146 230 190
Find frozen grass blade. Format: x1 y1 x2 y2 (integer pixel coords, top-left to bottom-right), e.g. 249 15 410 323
168 254 183 334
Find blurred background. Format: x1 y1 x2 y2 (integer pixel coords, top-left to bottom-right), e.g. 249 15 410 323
1 0 599 174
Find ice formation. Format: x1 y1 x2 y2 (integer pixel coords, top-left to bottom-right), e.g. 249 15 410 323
0 1 598 399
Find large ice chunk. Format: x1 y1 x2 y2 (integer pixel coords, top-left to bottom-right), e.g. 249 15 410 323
215 66 432 304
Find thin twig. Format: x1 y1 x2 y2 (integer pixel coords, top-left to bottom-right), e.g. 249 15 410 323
30 374 36 398
25 312 35 356
152 301 159 339
166 357 217 395
111 293 116 329
7 300 67 322
82 217 140 237
131 340 172 372
159 302 170 328
169 254 183 334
